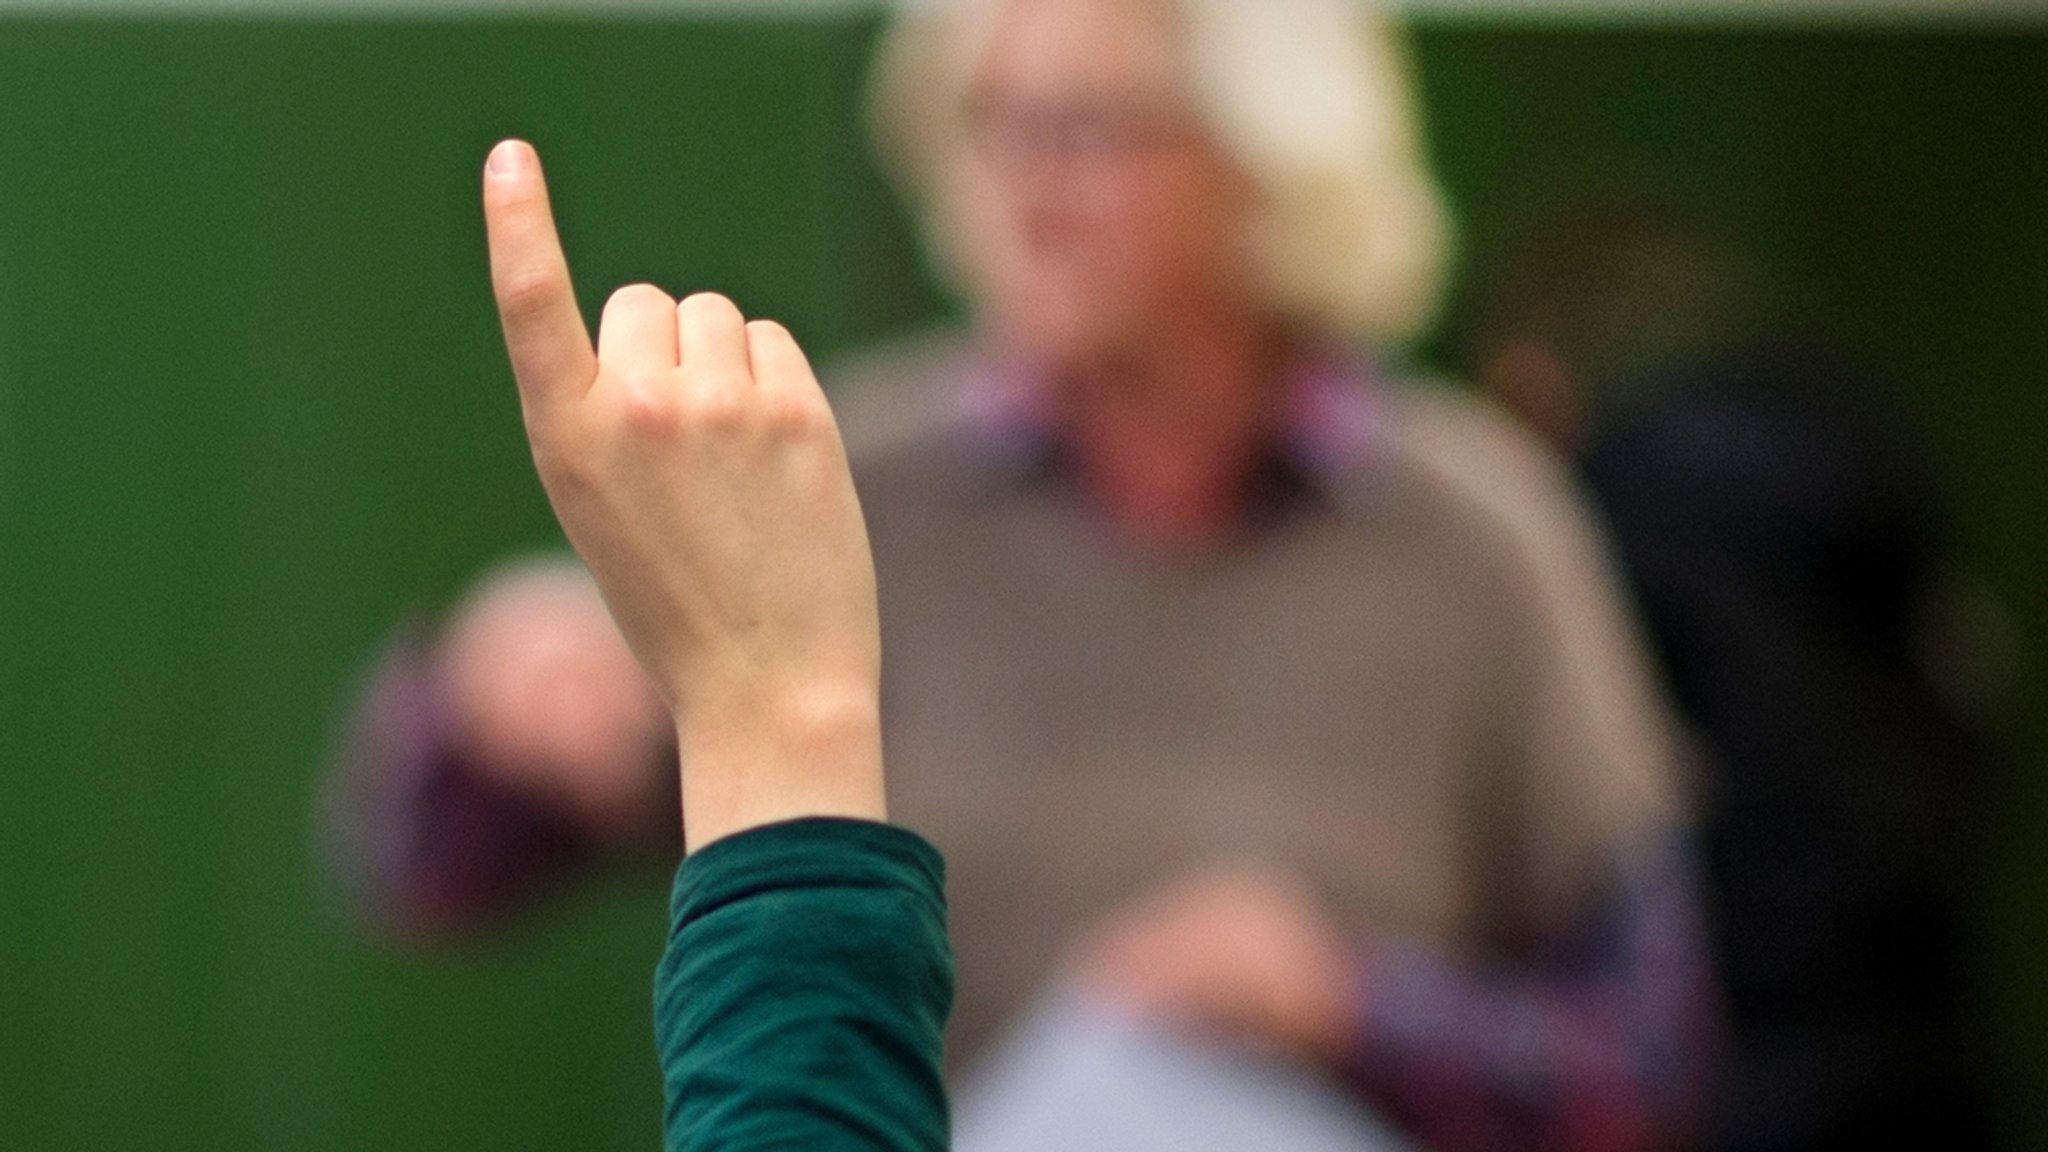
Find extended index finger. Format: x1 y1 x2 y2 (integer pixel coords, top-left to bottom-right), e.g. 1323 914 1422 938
483 139 596 424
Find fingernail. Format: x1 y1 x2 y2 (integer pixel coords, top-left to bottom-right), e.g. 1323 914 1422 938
486 139 530 178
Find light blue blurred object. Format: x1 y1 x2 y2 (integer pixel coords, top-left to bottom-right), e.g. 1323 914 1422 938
953 992 1414 1152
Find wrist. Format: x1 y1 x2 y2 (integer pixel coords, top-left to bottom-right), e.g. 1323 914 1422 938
675 678 886 853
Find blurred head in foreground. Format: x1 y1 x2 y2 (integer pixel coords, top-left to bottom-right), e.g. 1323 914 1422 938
869 0 1451 366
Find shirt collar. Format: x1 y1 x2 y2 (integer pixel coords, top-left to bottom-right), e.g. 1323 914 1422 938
951 344 1386 489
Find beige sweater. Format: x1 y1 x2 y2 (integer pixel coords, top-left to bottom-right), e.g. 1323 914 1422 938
831 335 1687 1063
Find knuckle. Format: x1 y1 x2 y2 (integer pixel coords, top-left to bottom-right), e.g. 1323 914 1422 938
606 282 674 312
617 378 682 435
679 290 744 324
744 317 791 344
498 272 558 321
764 387 829 438
678 292 749 349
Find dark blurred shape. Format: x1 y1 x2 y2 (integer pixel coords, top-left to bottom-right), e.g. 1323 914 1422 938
1458 191 2001 1152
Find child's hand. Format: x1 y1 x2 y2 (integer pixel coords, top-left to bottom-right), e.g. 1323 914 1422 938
481 139 885 851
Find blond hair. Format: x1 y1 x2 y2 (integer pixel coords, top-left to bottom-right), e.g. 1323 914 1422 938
869 0 1454 347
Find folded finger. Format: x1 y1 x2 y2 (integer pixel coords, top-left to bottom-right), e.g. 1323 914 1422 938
599 283 680 378
742 319 821 399
677 292 752 392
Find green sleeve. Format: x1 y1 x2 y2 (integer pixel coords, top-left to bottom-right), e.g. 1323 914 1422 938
655 818 953 1152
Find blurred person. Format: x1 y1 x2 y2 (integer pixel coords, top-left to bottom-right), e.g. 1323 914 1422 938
1457 191 2002 1152
331 5 1717 1150
325 554 678 935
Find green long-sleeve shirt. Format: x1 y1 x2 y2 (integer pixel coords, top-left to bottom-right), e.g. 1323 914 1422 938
656 818 954 1152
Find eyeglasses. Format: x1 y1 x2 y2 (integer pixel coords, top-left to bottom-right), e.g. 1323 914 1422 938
963 92 1199 163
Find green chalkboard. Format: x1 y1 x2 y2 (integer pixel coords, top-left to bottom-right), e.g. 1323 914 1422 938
0 15 2041 1152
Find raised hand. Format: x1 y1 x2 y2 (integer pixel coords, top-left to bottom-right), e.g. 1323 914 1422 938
481 139 886 851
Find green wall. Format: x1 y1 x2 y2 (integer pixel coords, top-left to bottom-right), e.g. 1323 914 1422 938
1 15 2042 1151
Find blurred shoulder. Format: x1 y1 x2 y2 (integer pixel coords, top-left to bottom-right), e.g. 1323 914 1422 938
1372 373 1638 592
1377 373 1589 524
821 326 980 464
1380 373 1694 823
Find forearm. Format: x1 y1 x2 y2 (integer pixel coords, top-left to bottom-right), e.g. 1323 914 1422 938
656 818 953 1152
